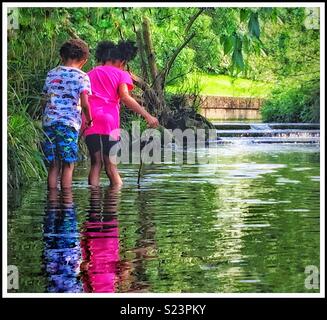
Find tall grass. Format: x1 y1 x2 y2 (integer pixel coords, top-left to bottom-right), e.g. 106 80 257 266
7 52 49 189
7 10 61 189
8 109 47 189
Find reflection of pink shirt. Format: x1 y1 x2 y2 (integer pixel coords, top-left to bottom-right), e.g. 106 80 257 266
81 221 119 293
82 65 134 140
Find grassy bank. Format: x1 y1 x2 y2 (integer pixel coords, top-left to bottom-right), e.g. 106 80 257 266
8 113 47 190
166 73 273 98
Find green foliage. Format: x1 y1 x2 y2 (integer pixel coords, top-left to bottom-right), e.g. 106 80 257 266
222 35 233 55
166 72 203 112
261 80 320 123
257 8 320 123
231 34 245 72
120 106 148 133
165 47 196 86
248 12 260 39
8 110 47 189
240 8 250 23
247 7 319 82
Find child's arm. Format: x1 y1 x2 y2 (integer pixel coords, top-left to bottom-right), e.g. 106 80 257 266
118 83 159 128
80 92 93 127
40 94 48 112
41 77 49 112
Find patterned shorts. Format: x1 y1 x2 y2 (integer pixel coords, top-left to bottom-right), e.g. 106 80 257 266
42 124 79 163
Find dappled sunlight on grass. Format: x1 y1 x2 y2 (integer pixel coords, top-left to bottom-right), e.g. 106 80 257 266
167 73 273 98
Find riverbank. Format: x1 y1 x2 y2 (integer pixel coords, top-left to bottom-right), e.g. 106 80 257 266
167 73 270 121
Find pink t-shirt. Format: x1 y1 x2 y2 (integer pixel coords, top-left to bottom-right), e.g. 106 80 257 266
82 65 134 140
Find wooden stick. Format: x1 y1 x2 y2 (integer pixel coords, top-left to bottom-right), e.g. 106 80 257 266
137 125 174 186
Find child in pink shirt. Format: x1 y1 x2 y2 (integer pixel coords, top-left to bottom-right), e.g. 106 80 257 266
82 40 159 187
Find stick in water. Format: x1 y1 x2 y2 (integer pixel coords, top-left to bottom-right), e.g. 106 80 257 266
137 125 174 186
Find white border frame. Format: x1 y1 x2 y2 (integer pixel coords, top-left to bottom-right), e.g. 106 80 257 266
2 2 325 298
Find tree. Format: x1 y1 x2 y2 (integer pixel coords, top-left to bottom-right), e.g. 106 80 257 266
8 7 284 123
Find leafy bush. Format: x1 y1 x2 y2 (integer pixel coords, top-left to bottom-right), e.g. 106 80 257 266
260 80 320 123
8 111 47 189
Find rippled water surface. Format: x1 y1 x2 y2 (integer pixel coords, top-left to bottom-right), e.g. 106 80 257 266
8 143 320 293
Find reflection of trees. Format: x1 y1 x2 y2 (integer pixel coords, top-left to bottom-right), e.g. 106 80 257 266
126 151 301 293
8 187 48 292
203 152 289 292
149 180 222 292
117 186 158 293
207 151 320 292
236 153 320 292
8 150 319 293
117 163 223 292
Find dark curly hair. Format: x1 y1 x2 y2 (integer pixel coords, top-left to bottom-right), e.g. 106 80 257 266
59 39 90 61
95 41 116 63
95 40 138 64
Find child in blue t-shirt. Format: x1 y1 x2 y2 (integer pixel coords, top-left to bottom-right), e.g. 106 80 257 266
42 39 93 189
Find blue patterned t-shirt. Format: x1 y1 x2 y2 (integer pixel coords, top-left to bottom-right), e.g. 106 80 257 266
42 66 92 131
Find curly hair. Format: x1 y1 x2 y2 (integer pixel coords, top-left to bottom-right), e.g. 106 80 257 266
95 40 138 64
59 39 90 61
95 41 116 63
117 40 138 62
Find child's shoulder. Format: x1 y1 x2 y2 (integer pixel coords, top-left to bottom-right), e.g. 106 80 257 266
46 67 60 77
68 67 87 76
48 66 87 76
98 66 130 80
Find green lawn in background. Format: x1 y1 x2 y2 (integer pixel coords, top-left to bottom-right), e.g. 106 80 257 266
166 73 273 98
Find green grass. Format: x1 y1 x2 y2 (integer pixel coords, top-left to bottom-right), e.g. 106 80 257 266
166 73 273 98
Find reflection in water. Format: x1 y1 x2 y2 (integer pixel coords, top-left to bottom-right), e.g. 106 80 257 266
117 188 157 293
80 187 120 293
43 187 122 293
8 145 320 293
43 188 82 293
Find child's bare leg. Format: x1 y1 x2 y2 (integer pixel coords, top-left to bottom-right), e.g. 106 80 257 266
47 185 59 206
61 162 74 189
88 151 103 186
48 160 60 189
61 187 73 208
103 155 123 187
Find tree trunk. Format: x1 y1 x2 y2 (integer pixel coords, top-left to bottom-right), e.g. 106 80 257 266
130 73 160 109
142 16 160 86
136 29 149 83
132 11 206 127
141 16 168 123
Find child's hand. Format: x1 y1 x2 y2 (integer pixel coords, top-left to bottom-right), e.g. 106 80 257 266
86 119 93 128
145 115 159 128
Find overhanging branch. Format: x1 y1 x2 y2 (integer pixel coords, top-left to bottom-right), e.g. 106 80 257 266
161 31 196 85
185 8 205 34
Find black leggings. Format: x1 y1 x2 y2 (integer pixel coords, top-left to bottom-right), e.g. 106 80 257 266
85 134 120 157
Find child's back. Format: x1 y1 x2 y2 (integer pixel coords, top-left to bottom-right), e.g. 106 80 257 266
42 65 90 131
41 39 92 190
